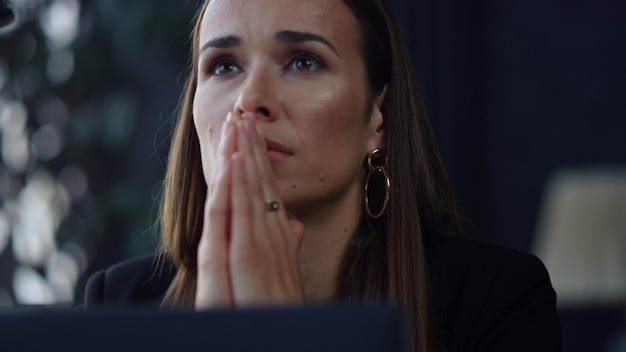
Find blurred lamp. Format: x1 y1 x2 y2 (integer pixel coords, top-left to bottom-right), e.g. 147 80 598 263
533 167 626 306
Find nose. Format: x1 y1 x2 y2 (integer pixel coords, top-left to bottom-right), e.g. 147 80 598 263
234 63 278 120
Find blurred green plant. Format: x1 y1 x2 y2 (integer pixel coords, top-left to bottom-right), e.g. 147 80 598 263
0 0 198 305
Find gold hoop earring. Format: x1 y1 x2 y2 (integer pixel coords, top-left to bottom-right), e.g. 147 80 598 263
364 149 390 219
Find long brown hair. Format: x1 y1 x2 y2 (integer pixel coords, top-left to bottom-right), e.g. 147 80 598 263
158 1 461 351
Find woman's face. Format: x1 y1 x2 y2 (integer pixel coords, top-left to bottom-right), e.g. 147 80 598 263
193 0 385 215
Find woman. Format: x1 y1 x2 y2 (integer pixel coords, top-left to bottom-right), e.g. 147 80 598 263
85 0 561 351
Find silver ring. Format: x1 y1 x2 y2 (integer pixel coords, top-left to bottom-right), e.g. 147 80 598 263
265 201 280 212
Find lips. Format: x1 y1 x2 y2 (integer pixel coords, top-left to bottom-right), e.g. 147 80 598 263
265 138 293 160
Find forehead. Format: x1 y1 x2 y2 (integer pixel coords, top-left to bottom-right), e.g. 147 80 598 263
199 0 359 50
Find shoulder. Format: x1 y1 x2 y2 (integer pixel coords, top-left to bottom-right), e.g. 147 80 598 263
84 255 175 309
425 237 548 283
425 237 562 352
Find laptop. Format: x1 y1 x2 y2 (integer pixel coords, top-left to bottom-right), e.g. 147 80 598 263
0 304 405 351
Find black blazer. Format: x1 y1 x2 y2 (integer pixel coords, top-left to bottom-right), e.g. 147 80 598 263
84 238 562 351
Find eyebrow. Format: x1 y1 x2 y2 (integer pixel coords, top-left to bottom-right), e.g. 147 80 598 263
274 30 339 56
199 30 338 57
199 35 241 54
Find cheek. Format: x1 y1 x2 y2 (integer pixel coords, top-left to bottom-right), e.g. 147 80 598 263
296 85 369 148
193 88 233 169
289 85 371 197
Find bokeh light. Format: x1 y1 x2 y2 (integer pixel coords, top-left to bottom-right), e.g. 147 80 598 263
1 0 196 306
13 265 54 305
32 124 63 161
0 100 31 173
11 170 67 266
39 0 80 49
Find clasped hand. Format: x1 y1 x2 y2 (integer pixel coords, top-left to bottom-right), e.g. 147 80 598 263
195 111 305 309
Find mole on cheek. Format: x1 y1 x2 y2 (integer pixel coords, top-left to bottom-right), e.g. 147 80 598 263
319 175 326 182
292 184 297 189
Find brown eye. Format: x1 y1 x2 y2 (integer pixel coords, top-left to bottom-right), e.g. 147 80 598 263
215 62 237 75
287 53 326 72
295 58 314 70
206 57 241 76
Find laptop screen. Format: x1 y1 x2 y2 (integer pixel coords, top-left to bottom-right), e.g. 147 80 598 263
0 304 405 351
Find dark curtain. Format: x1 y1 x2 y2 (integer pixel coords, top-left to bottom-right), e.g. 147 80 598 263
391 0 626 251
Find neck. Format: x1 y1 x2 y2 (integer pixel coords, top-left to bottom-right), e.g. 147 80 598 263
291 192 363 303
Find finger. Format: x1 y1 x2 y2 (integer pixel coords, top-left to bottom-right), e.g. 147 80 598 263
251 125 288 220
247 120 302 291
239 118 273 234
229 150 261 305
250 121 297 249
233 118 276 255
250 121 279 202
209 113 237 194
197 112 237 308
196 149 234 309
288 219 305 250
230 118 304 305
239 117 287 255
220 113 237 155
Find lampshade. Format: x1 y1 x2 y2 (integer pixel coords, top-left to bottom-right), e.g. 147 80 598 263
532 167 626 307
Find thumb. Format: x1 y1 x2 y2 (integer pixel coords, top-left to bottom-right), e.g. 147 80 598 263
288 219 305 249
